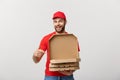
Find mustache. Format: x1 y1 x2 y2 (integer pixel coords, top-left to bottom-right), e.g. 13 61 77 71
55 25 62 27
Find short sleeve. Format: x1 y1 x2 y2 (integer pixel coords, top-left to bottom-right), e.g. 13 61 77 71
78 42 80 52
38 37 47 52
78 45 80 52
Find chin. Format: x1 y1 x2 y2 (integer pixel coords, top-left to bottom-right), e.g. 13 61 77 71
56 31 64 33
56 30 62 33
55 28 65 33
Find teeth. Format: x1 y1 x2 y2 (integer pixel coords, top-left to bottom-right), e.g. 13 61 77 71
56 27 61 31
57 28 61 29
56 26 61 28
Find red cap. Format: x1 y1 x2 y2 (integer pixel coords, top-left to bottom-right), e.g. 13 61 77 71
52 11 66 20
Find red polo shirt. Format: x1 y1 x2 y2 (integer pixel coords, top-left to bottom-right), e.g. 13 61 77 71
39 32 80 76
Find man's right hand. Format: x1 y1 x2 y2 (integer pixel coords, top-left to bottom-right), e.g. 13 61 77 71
33 49 42 58
32 49 44 63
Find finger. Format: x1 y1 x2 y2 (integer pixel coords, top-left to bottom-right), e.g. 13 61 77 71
37 52 41 57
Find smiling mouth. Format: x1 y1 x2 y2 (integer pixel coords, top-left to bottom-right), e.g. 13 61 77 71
56 27 62 30
56 25 61 28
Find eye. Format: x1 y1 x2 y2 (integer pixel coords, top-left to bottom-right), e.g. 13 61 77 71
59 20 64 23
53 20 57 23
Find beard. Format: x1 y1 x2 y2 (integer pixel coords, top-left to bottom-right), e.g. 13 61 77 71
55 26 65 33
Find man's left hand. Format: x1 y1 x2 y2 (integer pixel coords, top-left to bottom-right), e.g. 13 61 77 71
59 70 75 76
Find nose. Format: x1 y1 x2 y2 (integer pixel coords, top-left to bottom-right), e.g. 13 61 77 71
55 22 60 26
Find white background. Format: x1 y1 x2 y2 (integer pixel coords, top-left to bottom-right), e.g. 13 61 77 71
0 0 120 80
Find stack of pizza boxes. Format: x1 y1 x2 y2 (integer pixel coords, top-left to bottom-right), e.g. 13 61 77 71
49 34 80 71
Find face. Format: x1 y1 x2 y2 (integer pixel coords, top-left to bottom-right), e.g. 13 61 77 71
53 18 66 33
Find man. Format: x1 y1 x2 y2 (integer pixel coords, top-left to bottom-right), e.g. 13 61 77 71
33 11 80 80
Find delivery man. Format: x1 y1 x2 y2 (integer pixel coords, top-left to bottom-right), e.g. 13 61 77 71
33 11 80 80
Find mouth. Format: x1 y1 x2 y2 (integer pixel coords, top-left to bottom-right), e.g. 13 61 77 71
55 26 62 31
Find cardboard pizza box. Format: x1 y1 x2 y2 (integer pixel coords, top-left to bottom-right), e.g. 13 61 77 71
49 66 80 71
50 58 80 64
49 62 80 71
49 62 79 68
49 34 80 71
